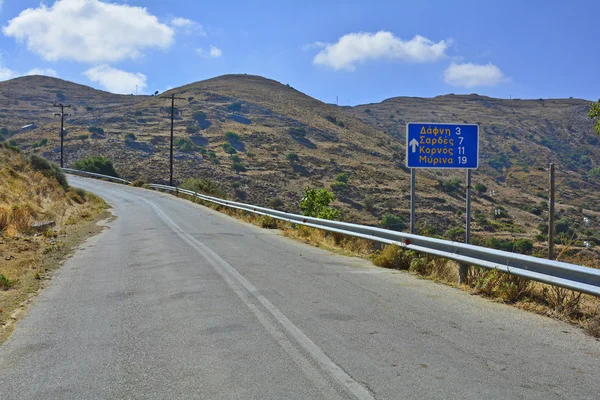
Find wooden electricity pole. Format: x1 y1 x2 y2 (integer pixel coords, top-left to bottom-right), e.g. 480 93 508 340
548 163 556 260
161 94 185 186
53 103 71 168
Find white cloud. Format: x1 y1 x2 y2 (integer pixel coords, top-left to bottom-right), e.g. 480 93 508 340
444 62 508 88
209 45 222 58
0 67 18 81
313 31 449 71
196 45 223 58
171 17 205 35
25 68 58 77
2 0 174 63
83 65 147 94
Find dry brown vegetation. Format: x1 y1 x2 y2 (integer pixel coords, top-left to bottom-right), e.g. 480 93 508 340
0 147 107 342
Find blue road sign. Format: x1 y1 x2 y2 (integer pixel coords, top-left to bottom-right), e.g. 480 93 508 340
406 123 479 169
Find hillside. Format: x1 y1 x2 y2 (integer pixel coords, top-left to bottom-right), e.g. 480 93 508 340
0 143 107 340
1 74 599 262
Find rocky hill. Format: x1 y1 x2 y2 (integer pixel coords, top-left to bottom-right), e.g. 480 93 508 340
1 74 598 262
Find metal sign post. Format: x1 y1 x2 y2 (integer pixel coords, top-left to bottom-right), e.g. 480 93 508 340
406 122 479 283
460 169 472 283
410 169 416 234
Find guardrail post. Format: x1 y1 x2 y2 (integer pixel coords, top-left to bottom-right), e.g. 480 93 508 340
459 169 472 283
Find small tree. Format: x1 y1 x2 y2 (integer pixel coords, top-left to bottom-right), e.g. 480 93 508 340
300 188 340 220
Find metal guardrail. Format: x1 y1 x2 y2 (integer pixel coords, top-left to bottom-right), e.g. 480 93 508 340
62 168 132 185
63 169 600 296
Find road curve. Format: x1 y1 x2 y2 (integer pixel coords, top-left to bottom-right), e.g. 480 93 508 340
0 176 598 399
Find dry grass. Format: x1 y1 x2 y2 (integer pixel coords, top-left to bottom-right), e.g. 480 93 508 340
0 148 109 342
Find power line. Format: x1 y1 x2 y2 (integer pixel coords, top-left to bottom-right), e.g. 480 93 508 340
160 94 186 186
53 103 71 168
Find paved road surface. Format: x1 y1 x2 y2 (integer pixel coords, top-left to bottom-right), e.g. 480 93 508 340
1 176 598 399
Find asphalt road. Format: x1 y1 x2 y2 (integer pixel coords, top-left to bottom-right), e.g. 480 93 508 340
0 176 598 399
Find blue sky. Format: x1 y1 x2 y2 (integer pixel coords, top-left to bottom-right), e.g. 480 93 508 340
0 0 598 105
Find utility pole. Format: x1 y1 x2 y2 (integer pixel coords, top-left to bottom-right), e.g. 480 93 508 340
548 163 556 260
53 103 71 168
161 94 185 186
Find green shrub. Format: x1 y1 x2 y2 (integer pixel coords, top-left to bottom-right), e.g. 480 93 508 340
132 180 145 187
175 137 198 153
193 111 207 122
588 167 600 183
180 178 225 198
300 187 340 220
232 162 247 173
446 226 465 241
186 125 200 134
230 154 241 163
77 135 89 140
474 183 487 194
87 126 104 135
225 131 241 143
1 141 21 153
330 181 349 193
29 155 69 190
86 106 94 112
0 274 13 290
535 233 546 242
440 178 461 193
134 110 142 116
514 239 534 254
380 214 406 231
124 133 136 142
289 127 306 137
223 143 237 154
286 153 300 163
335 172 349 184
231 181 242 189
72 156 119 178
31 138 48 148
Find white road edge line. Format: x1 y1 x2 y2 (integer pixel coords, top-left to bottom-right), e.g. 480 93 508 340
141 197 375 400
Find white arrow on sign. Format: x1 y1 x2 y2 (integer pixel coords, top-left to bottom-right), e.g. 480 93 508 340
409 138 419 153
